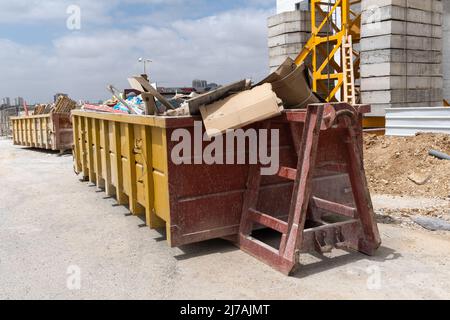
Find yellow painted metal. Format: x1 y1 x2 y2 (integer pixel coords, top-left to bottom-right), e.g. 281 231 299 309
72 110 171 242
363 116 386 129
295 0 361 102
10 113 73 151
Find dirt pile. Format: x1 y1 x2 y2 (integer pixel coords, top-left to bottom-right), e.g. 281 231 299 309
364 133 450 199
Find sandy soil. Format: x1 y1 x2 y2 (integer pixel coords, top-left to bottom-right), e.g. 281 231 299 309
364 133 450 199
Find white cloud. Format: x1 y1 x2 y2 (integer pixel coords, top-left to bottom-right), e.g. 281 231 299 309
0 1 113 25
0 8 273 103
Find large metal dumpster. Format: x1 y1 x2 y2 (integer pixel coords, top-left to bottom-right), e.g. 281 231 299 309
11 113 73 152
72 110 263 247
71 105 377 252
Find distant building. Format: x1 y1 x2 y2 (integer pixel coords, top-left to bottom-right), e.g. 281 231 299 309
14 97 24 107
207 83 219 91
192 79 208 92
2 97 11 107
158 87 196 98
54 93 68 103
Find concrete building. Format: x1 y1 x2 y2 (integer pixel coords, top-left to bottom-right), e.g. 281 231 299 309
268 0 449 116
14 97 24 107
443 0 450 101
2 97 11 107
192 79 208 92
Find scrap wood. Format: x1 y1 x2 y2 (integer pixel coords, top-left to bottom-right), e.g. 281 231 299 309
53 96 76 114
128 76 175 111
33 104 48 115
186 79 250 115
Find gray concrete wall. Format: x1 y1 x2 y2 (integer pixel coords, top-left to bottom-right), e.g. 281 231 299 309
443 0 450 101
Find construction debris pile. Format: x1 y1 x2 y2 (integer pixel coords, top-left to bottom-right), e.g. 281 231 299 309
33 96 77 115
81 58 320 136
364 133 450 199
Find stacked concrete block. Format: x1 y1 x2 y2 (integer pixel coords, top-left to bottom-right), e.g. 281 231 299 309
268 11 312 72
360 0 444 116
443 0 450 101
267 10 332 73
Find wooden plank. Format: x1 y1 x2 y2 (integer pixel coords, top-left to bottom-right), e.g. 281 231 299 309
186 79 248 115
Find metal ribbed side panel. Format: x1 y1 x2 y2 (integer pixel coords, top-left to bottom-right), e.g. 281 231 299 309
386 107 450 136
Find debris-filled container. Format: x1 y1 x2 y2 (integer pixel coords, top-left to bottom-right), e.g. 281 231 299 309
11 113 73 152
71 103 380 259
71 63 380 274
72 110 263 246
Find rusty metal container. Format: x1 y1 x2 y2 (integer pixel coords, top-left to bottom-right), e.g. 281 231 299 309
11 113 73 152
71 108 368 249
72 110 261 246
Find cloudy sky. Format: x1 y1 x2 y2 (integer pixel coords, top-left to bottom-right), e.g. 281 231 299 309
0 0 275 103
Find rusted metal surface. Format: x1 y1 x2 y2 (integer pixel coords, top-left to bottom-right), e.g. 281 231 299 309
10 113 73 152
72 103 380 276
238 103 381 275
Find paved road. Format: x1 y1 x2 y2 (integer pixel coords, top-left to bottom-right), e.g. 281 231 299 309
1 139 450 299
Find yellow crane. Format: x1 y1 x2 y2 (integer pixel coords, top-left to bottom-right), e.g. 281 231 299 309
294 0 361 103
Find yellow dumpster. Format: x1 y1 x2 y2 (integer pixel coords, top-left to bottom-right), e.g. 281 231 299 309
72 110 297 247
11 113 73 152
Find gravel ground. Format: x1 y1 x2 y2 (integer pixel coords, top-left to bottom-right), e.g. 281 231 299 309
1 138 450 300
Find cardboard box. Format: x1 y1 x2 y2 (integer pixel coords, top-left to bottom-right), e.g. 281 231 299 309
200 83 283 137
258 58 321 108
